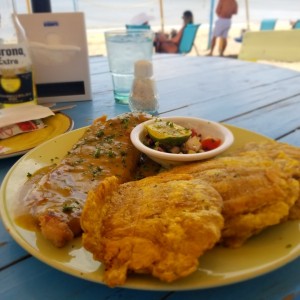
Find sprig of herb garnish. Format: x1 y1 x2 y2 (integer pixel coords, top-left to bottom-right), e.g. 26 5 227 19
166 121 174 128
96 130 104 138
108 150 116 158
94 148 101 158
62 200 80 213
62 205 74 213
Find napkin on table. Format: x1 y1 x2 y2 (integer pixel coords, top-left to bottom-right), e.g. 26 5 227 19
0 105 54 139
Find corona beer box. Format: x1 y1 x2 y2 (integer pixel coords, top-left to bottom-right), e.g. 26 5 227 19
18 12 92 103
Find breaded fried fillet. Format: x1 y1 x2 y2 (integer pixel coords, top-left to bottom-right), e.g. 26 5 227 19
232 141 300 165
22 113 151 247
229 141 300 219
81 174 224 286
165 154 299 248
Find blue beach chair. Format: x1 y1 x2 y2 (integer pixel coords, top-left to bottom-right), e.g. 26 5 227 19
235 19 277 43
178 24 200 55
235 29 247 43
292 20 300 29
260 19 277 31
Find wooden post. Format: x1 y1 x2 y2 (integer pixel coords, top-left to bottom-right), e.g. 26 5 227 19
26 0 32 12
207 0 215 49
159 0 164 33
245 0 250 30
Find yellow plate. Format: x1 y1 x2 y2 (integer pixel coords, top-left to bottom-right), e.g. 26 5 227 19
1 124 300 291
0 113 74 159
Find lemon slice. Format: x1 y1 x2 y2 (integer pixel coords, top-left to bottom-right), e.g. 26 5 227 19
145 121 192 146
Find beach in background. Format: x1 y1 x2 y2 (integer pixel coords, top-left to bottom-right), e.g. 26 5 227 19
16 0 300 70
17 0 300 29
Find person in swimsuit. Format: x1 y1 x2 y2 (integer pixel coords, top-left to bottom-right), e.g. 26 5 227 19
155 10 194 53
208 0 238 56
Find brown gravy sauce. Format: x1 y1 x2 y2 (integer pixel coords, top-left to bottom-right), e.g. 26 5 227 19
14 165 55 231
14 156 161 232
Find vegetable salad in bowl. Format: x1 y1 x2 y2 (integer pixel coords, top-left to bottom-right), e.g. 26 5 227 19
144 120 221 154
130 116 234 167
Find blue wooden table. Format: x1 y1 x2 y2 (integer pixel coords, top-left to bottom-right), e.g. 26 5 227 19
1 55 300 300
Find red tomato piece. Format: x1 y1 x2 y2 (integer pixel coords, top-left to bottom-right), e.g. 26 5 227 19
202 138 221 151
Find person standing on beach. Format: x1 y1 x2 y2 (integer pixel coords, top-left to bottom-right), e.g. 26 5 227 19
208 0 238 56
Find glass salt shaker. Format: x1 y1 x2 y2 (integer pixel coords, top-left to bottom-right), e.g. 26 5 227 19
129 60 159 115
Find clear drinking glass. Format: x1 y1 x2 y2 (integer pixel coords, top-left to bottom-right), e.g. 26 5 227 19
105 30 154 104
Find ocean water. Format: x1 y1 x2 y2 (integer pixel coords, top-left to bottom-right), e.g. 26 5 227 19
16 0 300 29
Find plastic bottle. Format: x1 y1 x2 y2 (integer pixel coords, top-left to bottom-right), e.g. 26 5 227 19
0 0 37 108
129 60 159 114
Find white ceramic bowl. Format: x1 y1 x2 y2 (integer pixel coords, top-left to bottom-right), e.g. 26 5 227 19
130 116 234 168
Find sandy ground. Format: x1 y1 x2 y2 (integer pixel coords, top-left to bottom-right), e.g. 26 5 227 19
86 20 300 72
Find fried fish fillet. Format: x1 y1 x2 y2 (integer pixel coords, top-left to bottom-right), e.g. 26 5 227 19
22 113 151 247
165 153 300 248
232 141 300 164
229 141 300 219
81 174 224 286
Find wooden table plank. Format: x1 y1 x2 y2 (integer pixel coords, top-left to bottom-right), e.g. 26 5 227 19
0 250 299 299
0 257 168 300
158 80 300 117
153 56 299 82
0 221 29 270
90 56 300 98
279 129 300 146
225 94 300 140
